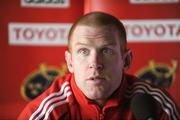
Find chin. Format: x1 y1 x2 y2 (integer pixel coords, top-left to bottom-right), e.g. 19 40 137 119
85 92 106 100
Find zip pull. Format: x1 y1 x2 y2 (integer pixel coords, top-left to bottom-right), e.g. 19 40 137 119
99 113 104 120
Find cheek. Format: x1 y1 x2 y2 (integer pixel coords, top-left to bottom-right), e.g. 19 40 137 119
73 58 89 73
104 57 124 73
105 55 123 67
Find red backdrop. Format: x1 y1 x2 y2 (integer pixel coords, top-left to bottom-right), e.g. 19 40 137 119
0 0 84 119
0 0 179 119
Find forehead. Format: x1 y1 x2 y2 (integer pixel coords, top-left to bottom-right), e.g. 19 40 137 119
70 25 120 47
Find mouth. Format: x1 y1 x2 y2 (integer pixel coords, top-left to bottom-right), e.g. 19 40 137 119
87 76 105 85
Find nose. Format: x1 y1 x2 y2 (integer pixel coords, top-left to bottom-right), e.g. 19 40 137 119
89 51 104 70
89 63 103 70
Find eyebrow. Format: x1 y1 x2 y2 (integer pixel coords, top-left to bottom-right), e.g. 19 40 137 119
75 42 89 46
75 41 117 47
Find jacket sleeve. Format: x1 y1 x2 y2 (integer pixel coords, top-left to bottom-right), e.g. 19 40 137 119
18 75 72 120
18 79 58 120
160 112 169 120
18 101 40 120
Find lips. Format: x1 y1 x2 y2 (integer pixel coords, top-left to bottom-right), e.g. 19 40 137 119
89 76 105 80
87 76 105 85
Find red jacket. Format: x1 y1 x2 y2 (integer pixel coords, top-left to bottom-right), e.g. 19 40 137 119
18 73 180 120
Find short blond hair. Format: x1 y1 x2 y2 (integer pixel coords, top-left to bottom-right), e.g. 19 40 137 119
68 12 127 52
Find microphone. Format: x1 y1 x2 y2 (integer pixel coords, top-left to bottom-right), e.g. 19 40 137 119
130 93 158 120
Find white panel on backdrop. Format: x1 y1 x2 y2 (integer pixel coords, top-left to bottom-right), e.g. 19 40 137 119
122 19 180 42
8 23 72 46
21 0 70 8
129 0 179 4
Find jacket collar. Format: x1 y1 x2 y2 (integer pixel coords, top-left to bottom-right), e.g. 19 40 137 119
70 73 128 113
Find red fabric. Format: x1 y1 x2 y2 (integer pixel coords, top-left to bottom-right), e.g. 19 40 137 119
71 73 132 120
18 73 178 120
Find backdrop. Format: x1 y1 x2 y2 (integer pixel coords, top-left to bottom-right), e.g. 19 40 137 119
0 0 179 119
0 0 84 119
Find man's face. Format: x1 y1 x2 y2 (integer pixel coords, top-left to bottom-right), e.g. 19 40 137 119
66 25 126 102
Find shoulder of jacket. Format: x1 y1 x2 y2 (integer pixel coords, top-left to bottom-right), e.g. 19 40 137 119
125 74 180 120
26 73 74 120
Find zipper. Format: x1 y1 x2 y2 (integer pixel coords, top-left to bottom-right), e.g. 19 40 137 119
99 112 104 120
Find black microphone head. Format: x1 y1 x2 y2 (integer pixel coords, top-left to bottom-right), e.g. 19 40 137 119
130 93 158 120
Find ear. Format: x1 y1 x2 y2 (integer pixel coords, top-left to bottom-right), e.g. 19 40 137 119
123 49 133 71
65 51 74 73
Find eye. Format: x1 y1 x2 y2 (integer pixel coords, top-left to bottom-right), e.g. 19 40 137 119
102 48 113 55
78 48 90 56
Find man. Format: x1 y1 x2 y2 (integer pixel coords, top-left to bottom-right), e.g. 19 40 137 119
19 12 180 120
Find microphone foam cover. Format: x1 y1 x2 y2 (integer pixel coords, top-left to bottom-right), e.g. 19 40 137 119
130 93 157 120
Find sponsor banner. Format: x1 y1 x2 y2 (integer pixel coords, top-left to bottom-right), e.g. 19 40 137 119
8 23 72 46
8 20 180 46
21 0 70 8
129 0 179 4
122 19 180 42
